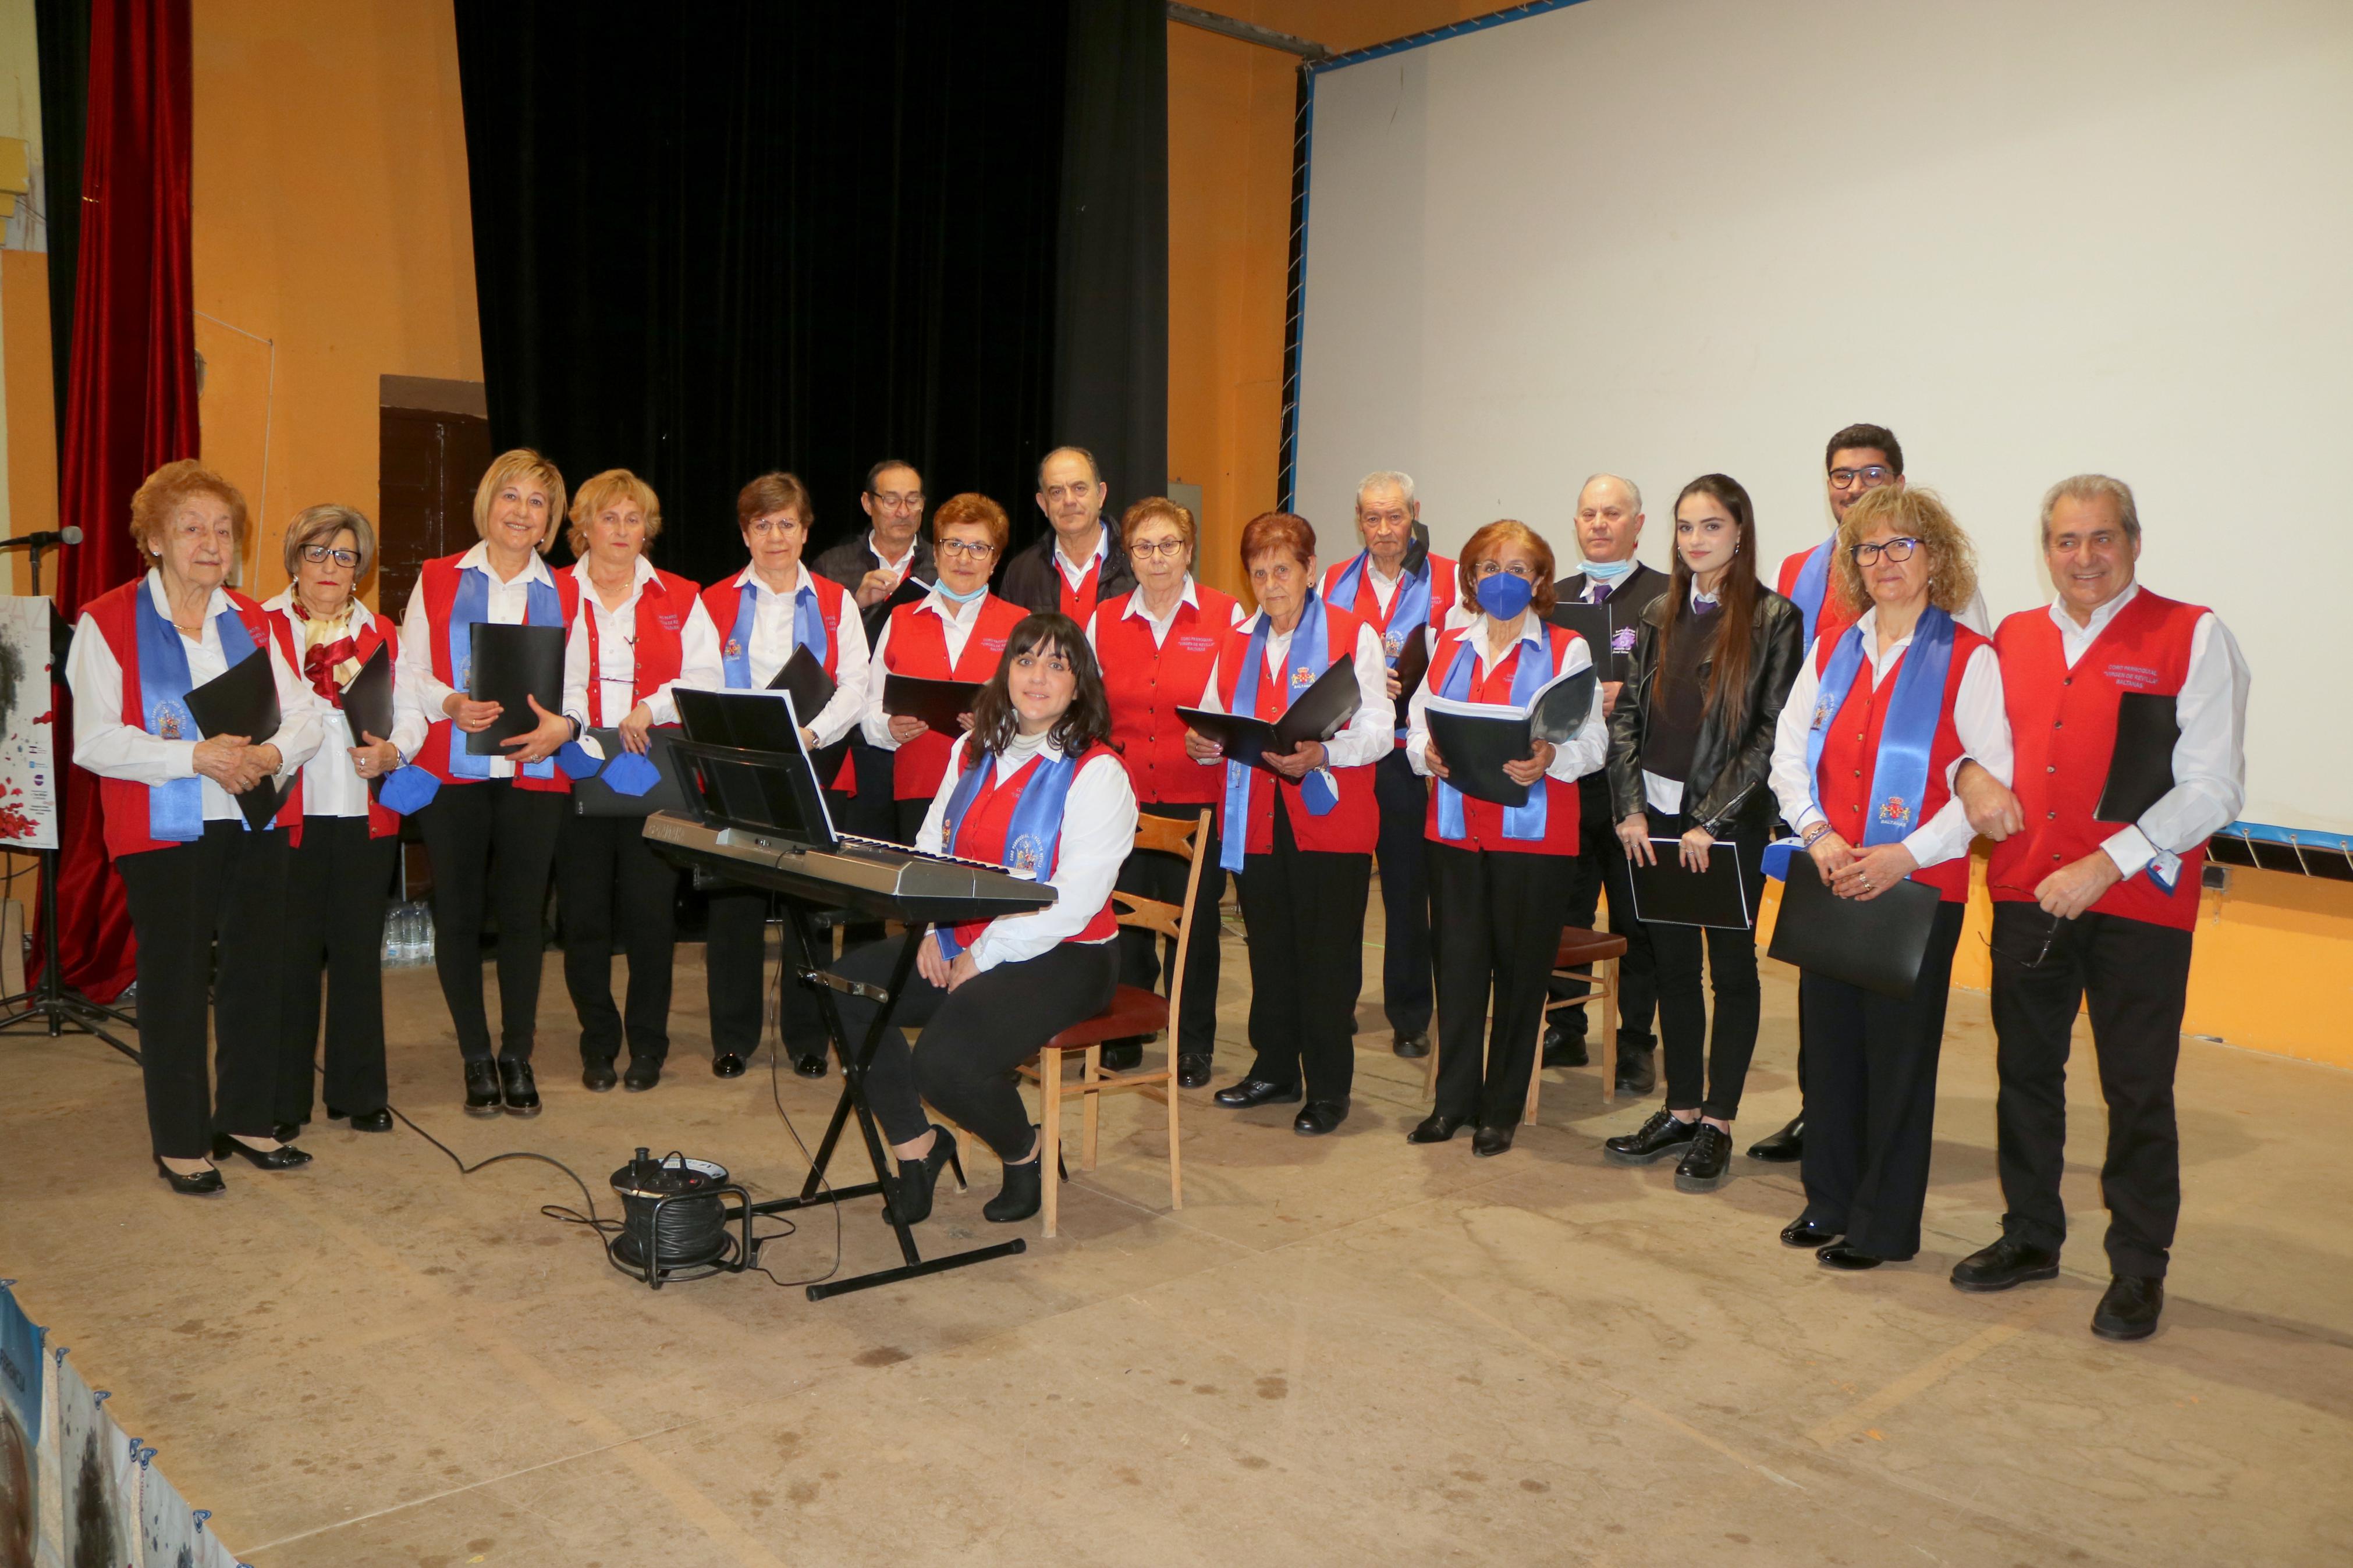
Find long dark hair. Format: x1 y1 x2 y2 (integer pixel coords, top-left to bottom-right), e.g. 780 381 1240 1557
963 612 1113 769
1658 473 1761 734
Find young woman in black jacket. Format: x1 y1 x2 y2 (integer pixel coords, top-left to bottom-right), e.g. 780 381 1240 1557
1601 474 1804 1192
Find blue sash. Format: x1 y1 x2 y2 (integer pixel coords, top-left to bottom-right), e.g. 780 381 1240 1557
134 586 261 841
1791 537 1834 650
1802 607 1955 847
1327 550 1431 667
1219 592 1341 873
1432 627 1552 842
720 575 829 689
444 564 563 781
932 746 1082 958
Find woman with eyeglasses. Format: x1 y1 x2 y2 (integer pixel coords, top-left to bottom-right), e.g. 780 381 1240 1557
262 505 425 1141
1768 485 2011 1270
1404 521 1609 1155
1602 475 1803 1192
1087 496 1242 1087
861 493 1028 841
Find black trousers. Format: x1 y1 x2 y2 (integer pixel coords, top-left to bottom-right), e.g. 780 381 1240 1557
837 735 899 840
1234 803 1372 1103
1371 748 1433 1035
1115 799 1226 1058
828 937 1119 1158
1553 780 1659 1045
115 822 288 1159
277 817 398 1123
1798 901 1967 1259
893 795 930 844
1990 903 2194 1279
705 887 831 1063
418 780 563 1062
1429 842 1572 1128
556 811 680 1064
1645 809 1766 1120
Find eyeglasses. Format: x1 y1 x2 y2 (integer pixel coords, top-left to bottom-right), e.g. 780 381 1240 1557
1849 536 1920 566
1829 465 1893 490
301 544 361 568
1468 560 1536 581
868 490 925 513
1984 892 2064 969
936 538 997 561
1128 538 1188 560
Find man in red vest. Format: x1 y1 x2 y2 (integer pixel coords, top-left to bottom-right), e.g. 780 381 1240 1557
1948 474 2249 1342
1002 446 1135 622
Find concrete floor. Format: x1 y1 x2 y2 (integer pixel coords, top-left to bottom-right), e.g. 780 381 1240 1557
4 901 2351 1568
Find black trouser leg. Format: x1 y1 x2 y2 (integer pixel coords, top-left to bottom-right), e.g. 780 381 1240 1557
557 813 625 1062
616 820 680 1060
210 825 288 1139
1697 919 1762 1121
1550 829 1602 1038
2082 913 2192 1278
1641 809 1763 1119
894 795 929 844
705 886 773 1059
1236 805 1371 1103
1797 971 1868 1230
1599 830 1658 1043
1431 843 1571 1126
837 737 897 942
420 780 562 1062
1116 800 1225 1058
1990 901 2086 1256
1372 749 1432 1036
281 818 395 1121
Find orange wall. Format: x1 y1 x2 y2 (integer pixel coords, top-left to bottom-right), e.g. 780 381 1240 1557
2 251 58 596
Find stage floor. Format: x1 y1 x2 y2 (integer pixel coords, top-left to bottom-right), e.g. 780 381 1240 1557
5 897 2349 1566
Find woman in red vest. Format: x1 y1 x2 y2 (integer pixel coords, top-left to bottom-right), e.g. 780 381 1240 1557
701 471 870 1082
1088 496 1241 1088
861 493 1026 840
1186 512 1396 1136
1404 520 1609 1155
824 612 1137 1225
552 470 720 1093
262 504 423 1141
66 461 325 1194
1769 485 2010 1269
386 449 580 1117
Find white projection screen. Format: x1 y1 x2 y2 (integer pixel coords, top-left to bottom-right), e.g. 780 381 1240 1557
1290 0 2352 837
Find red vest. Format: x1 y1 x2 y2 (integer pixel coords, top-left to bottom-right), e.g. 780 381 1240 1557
570 564 701 724
1419 624 1582 857
700 569 847 684
1211 606 1382 857
1989 590 2209 930
1779 542 1859 650
80 581 278 862
1319 552 1458 652
263 603 402 844
1059 557 1104 624
945 742 1123 951
882 595 1027 799
1092 586 1238 806
1811 623 1990 902
409 553 581 792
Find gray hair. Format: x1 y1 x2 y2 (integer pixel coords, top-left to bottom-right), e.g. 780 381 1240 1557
1580 472 1642 513
1356 470 1416 509
2038 474 2139 546
283 503 378 581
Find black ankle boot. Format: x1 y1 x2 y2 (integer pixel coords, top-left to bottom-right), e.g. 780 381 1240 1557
893 1124 964 1226
982 1155 1044 1224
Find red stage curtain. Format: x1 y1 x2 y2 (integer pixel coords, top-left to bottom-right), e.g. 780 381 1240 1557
36 0 200 1002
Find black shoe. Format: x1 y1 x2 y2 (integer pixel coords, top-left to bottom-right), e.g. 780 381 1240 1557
1747 1115 1804 1162
1293 1100 1349 1136
272 1120 304 1143
1781 1217 1842 1249
712 1053 748 1079
463 1059 502 1116
622 1057 662 1092
497 1057 541 1117
1471 1123 1515 1158
983 1153 1044 1224
1541 1021 1588 1069
1949 1236 2061 1293
1603 1110 1699 1165
792 1053 828 1080
1215 1077 1301 1109
329 1106 394 1133
153 1157 225 1196
582 1060 618 1092
1101 1040 1145 1072
2091 1274 2164 1341
1176 1054 1213 1089
1673 1124 1732 1192
1392 1030 1431 1060
1817 1245 1883 1271
211 1133 314 1171
1614 1039 1657 1096
1407 1111 1467 1144
892 1124 965 1226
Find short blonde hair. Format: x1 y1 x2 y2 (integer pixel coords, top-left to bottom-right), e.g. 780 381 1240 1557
1834 484 1978 617
470 449 566 554
566 468 664 556
130 460 247 557
1119 496 1195 554
282 504 378 581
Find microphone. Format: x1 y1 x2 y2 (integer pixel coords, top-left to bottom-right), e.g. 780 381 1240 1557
0 527 84 552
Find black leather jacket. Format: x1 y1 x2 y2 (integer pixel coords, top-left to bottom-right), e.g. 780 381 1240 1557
1607 586 1804 833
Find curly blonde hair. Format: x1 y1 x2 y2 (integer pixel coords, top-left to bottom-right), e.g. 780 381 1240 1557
1833 484 1977 617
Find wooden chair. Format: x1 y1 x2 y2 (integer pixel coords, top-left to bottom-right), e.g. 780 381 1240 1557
1012 808 1212 1238
1419 923 1627 1123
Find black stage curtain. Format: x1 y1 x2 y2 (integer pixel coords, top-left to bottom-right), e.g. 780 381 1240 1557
454 2 1074 586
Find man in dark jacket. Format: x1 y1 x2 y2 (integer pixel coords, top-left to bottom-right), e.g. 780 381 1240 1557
1000 446 1135 621
811 457 935 848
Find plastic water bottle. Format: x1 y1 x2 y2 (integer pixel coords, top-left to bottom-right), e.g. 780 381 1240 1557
410 903 435 967
382 908 402 969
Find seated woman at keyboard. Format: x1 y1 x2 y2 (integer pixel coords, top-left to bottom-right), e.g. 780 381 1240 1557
824 611 1138 1226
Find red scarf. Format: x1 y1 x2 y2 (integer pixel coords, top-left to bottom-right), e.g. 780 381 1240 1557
290 599 361 704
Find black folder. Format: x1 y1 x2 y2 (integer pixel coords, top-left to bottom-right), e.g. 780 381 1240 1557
569 727 691 817
768 643 837 719
340 641 394 748
463 623 566 755
883 673 982 737
1548 601 1624 680
1420 670 1596 808
1765 853 1940 1000
182 648 283 830
673 686 804 753
1176 657 1364 772
1628 839 1753 929
2094 691 2180 824
1393 624 1431 703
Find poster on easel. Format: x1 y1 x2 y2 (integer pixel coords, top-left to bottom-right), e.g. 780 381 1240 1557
0 599 58 851
54 1354 138 1568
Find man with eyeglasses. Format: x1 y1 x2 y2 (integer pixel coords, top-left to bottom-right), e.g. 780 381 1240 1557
1002 446 1135 623
814 460 937 851
1943 474 2249 1343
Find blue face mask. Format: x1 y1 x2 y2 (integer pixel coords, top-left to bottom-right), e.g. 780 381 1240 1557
1580 556 1635 582
935 578 988 605
1475 571 1535 621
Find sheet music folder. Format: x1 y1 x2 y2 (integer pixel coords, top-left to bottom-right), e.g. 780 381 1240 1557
769 645 837 718
1765 854 1940 1001
182 649 284 830
882 673 982 737
1419 670 1597 808
1176 658 1362 771
463 623 565 755
2094 691 2180 824
1627 840 1752 930
340 642 394 748
672 688 838 845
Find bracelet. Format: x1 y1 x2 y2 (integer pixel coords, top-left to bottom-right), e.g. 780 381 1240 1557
1800 823 1830 847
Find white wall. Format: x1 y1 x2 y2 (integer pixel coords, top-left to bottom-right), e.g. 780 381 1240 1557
1293 0 2353 834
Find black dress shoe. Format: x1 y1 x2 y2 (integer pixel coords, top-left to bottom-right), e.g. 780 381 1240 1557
983 1155 1044 1224
792 1053 828 1080
211 1133 314 1171
1407 1111 1467 1144
1817 1244 1883 1271
1471 1123 1515 1157
1293 1100 1349 1136
582 1059 618 1092
153 1157 225 1196
1176 1054 1213 1089
1214 1077 1302 1109
1673 1123 1732 1192
272 1121 304 1143
497 1057 541 1116
1541 1021 1588 1069
1603 1110 1699 1164
623 1056 662 1091
463 1059 502 1117
2091 1274 2164 1342
329 1106 395 1133
1101 1040 1145 1072
1391 1030 1430 1060
712 1053 747 1079
1746 1114 1804 1162
1949 1236 2061 1293
892 1123 965 1226
1781 1217 1842 1249
1614 1039 1657 1096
